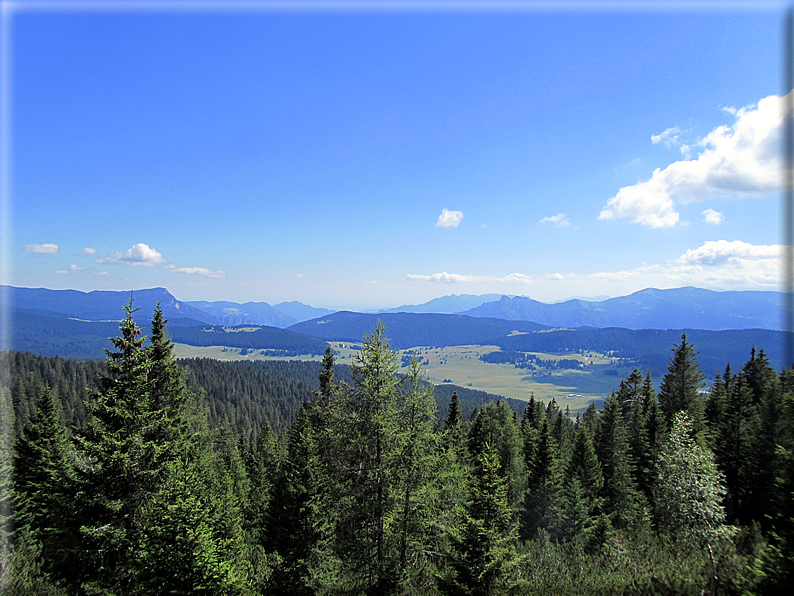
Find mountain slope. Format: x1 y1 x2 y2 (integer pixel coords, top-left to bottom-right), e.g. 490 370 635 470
185 299 335 327
377 293 506 314
288 311 548 350
185 300 297 327
1 285 217 325
461 287 784 330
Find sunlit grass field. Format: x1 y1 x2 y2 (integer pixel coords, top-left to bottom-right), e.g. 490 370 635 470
173 341 632 410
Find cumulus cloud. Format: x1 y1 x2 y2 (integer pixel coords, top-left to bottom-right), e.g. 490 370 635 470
435 209 464 228
82 247 96 256
99 243 165 267
69 264 83 271
538 213 571 228
24 243 58 254
169 266 225 279
600 91 790 228
702 208 724 225
55 269 67 275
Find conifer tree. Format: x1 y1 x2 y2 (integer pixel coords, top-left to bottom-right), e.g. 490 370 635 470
334 321 401 592
389 357 445 589
467 400 526 512
440 442 526 596
521 414 562 541
0 380 12 585
594 392 647 532
628 371 663 510
268 402 320 595
73 300 159 591
713 374 760 525
658 334 706 435
11 387 75 584
550 424 605 545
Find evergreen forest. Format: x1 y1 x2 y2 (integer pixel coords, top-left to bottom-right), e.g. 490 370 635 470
1 302 794 595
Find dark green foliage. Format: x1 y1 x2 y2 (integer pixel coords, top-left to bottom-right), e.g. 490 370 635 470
550 424 605 545
11 387 74 582
288 311 547 349
658 334 706 435
167 324 327 355
6 311 794 594
440 442 526 596
467 400 527 512
594 392 647 532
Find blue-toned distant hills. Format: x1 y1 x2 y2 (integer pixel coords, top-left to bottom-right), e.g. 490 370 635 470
3 285 791 375
184 299 334 328
457 287 784 331
1 285 217 326
374 294 505 314
1 286 328 359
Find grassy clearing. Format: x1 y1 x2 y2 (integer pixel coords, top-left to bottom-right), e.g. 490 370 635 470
173 342 631 410
171 344 326 362
391 345 627 411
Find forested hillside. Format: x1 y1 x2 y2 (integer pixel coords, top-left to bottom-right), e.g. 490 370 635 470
495 326 791 376
8 308 329 360
3 352 516 444
2 304 794 594
287 311 548 348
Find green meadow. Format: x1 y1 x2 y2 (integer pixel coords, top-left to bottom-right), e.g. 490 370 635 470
173 341 629 409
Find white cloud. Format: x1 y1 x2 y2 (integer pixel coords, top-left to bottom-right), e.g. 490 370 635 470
94 271 109 276
405 240 780 295
170 266 225 279
538 213 571 228
69 264 83 271
651 126 682 148
24 243 59 254
99 243 165 267
435 208 464 228
406 271 535 285
600 91 790 228
82 247 96 256
677 239 777 267
55 269 67 275
702 208 724 225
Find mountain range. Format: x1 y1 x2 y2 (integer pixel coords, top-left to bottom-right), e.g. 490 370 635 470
183 299 333 328
3 285 790 375
457 287 784 331
2 285 786 331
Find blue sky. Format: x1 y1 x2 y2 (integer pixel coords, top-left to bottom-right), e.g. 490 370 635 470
3 1 787 310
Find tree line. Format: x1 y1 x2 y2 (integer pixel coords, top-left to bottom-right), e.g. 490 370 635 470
1 303 793 594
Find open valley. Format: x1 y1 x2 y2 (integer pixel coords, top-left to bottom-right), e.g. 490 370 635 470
172 341 629 410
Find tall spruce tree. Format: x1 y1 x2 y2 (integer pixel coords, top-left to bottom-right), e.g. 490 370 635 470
521 413 562 541
467 400 526 513
333 322 401 593
658 334 706 435
73 300 158 591
594 392 647 532
550 423 605 545
11 387 75 584
440 442 526 596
